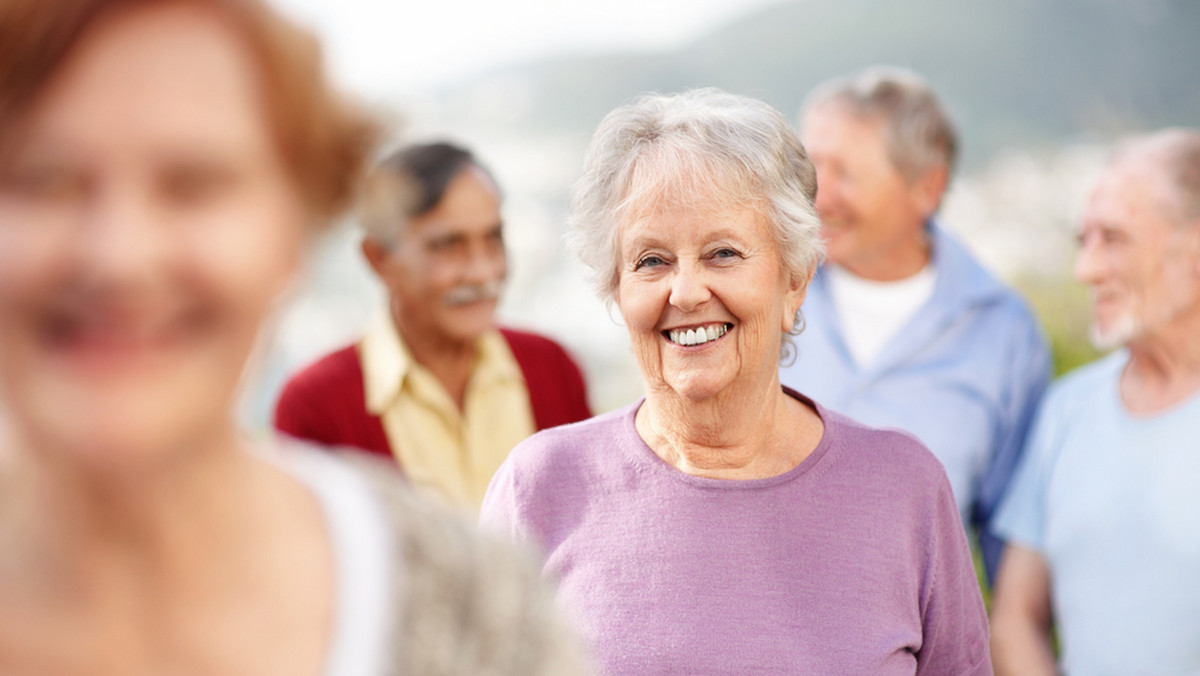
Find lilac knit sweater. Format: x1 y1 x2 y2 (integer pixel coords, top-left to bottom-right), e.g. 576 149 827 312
481 391 992 675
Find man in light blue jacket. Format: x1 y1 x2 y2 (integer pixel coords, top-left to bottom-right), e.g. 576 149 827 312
780 67 1050 581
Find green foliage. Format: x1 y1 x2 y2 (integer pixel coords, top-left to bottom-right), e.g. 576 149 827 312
1015 274 1104 377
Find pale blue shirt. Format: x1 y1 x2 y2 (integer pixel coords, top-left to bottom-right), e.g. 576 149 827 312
780 223 1050 579
995 351 1200 676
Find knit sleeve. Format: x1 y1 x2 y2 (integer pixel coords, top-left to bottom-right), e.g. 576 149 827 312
916 474 994 676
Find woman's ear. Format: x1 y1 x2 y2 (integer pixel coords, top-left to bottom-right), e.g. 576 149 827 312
781 266 816 333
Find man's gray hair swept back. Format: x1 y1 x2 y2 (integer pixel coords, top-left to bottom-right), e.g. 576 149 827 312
802 66 958 182
568 87 825 306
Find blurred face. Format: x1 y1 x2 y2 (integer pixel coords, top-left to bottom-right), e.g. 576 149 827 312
1074 158 1200 350
800 103 935 280
616 195 807 403
0 4 306 467
373 167 506 349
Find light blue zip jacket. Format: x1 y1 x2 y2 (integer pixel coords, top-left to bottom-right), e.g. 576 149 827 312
781 222 1051 581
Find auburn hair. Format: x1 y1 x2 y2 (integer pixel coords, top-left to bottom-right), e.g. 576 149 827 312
0 0 381 222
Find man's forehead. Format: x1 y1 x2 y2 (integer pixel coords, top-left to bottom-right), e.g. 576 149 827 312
404 213 503 241
1081 167 1172 235
802 103 883 139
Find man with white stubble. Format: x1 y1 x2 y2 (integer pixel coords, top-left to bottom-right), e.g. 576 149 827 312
990 128 1200 676
779 66 1051 582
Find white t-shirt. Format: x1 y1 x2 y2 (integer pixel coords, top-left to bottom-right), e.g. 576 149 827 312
826 264 937 367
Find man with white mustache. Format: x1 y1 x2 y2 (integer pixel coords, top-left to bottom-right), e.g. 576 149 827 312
275 142 591 508
990 128 1200 676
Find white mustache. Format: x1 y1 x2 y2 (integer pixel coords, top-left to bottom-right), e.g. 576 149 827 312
443 281 502 306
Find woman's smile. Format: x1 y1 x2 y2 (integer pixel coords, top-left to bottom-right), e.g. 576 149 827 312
662 322 733 347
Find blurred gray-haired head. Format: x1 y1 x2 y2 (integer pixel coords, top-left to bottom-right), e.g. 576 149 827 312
360 141 498 249
1110 127 1200 226
802 66 958 182
567 87 825 309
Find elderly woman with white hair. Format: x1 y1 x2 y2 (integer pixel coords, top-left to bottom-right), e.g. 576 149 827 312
481 88 991 674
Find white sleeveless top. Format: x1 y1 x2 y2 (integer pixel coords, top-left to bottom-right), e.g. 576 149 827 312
262 440 399 676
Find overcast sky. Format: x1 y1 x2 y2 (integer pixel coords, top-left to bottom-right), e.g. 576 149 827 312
272 0 783 97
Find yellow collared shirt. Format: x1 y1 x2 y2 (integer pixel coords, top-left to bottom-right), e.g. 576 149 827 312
360 316 535 509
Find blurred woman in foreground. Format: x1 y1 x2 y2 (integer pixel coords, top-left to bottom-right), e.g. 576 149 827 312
481 89 991 674
0 1 582 673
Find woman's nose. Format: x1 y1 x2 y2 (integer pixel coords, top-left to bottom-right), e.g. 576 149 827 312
668 262 712 312
78 185 168 286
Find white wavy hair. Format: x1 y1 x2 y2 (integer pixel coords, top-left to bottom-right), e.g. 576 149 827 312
567 88 825 322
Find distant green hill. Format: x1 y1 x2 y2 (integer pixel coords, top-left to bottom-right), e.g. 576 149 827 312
441 0 1200 170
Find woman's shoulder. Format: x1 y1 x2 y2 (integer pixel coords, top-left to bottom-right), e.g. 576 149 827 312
507 401 638 467
817 404 951 487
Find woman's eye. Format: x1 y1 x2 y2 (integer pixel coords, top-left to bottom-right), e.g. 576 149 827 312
634 255 665 270
711 248 741 259
1 165 87 202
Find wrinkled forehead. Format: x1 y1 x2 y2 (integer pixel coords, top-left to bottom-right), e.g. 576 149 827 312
1084 154 1181 231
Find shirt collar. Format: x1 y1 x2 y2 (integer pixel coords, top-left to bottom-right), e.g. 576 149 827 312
360 314 521 414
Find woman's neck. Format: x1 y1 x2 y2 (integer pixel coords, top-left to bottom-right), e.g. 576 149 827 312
637 379 822 480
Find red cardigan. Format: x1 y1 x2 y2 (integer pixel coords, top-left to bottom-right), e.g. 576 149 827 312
273 327 592 459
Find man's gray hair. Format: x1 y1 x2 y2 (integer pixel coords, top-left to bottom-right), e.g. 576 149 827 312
359 141 494 249
802 66 958 182
567 87 825 307
1113 127 1200 225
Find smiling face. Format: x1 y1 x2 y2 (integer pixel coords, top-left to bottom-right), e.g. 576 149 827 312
0 4 306 468
616 194 808 404
800 103 940 281
1074 155 1200 350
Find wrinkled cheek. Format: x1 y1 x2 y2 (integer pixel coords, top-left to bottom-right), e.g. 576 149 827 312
626 328 664 386
489 252 509 285
0 236 68 305
737 318 779 374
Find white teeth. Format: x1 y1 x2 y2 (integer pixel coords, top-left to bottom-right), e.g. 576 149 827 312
668 323 728 346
